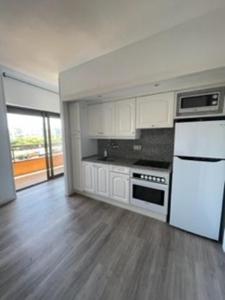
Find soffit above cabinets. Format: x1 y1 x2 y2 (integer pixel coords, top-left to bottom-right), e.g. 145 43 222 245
64 67 225 103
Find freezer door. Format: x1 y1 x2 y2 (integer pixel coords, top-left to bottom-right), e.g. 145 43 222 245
174 120 225 158
170 157 225 240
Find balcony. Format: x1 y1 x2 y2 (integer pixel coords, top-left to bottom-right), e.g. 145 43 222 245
12 146 64 190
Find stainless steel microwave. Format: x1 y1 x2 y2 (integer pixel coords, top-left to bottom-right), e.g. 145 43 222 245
176 87 225 118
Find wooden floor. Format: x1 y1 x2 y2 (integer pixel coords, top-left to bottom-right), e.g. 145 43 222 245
0 178 225 300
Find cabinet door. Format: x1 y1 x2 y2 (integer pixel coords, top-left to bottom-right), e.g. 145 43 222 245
109 172 129 203
82 162 94 193
71 135 82 191
136 92 175 129
102 102 115 137
69 102 80 135
116 99 135 137
87 104 103 137
94 164 109 197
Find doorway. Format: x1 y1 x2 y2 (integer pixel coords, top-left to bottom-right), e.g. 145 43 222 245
7 106 64 190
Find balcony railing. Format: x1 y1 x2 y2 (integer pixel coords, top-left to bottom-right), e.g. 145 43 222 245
11 144 64 189
13 153 64 176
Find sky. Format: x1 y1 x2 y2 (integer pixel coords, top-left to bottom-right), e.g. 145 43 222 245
7 113 61 139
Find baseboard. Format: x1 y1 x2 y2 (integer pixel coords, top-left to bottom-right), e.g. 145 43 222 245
73 189 166 222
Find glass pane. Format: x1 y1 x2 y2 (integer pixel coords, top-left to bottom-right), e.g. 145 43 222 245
49 117 64 176
133 185 164 206
7 113 47 190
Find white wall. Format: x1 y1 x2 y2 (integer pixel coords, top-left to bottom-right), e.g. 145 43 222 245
0 76 16 204
60 8 225 100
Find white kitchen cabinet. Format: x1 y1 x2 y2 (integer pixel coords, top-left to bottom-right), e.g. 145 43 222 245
115 98 136 137
102 102 115 137
87 99 137 139
87 104 103 137
71 135 82 191
82 162 130 203
88 102 115 137
69 102 80 135
82 162 95 193
136 92 175 129
82 162 109 197
94 164 109 197
109 172 129 203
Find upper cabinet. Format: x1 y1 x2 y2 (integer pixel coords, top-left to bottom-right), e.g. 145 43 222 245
87 102 115 137
115 99 135 137
87 92 175 138
69 102 81 135
87 103 103 137
87 98 137 139
136 92 175 129
102 102 115 137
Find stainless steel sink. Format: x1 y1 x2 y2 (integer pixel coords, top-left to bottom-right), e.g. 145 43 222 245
97 157 115 162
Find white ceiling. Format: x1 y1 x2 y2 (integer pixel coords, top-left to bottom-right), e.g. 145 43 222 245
0 0 225 86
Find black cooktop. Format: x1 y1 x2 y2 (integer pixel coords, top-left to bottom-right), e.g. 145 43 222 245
133 159 170 169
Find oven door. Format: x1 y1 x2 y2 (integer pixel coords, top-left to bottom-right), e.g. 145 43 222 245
130 178 168 215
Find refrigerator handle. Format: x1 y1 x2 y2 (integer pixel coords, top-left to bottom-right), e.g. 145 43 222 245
176 156 223 163
219 182 225 243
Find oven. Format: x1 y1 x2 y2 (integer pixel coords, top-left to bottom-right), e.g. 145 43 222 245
130 169 169 216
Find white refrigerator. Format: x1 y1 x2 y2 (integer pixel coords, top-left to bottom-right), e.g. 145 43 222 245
170 120 225 240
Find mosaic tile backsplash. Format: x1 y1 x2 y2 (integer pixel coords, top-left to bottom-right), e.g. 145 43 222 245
98 128 175 162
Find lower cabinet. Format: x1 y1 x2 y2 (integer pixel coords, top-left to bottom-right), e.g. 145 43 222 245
71 135 82 191
82 162 109 197
82 162 130 204
109 172 130 203
82 162 95 193
94 164 109 197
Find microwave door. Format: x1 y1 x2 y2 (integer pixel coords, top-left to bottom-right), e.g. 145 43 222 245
174 120 225 159
180 94 219 111
176 87 225 118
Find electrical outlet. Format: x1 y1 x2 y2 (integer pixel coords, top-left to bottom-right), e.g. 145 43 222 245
133 144 142 151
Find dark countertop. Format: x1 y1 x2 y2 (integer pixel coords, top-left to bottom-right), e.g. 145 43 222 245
82 155 136 167
82 155 172 173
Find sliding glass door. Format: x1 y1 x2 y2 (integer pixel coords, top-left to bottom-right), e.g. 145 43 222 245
49 116 64 176
44 114 64 179
7 107 64 190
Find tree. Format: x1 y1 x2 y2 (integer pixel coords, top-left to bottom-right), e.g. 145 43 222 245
11 136 44 149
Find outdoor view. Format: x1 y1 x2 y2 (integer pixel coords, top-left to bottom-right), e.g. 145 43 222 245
7 112 64 190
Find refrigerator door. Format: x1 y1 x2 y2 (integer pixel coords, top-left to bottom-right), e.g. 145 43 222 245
170 157 225 240
174 120 225 159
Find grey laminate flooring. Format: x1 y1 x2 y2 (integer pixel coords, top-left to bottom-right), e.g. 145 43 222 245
0 177 224 300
